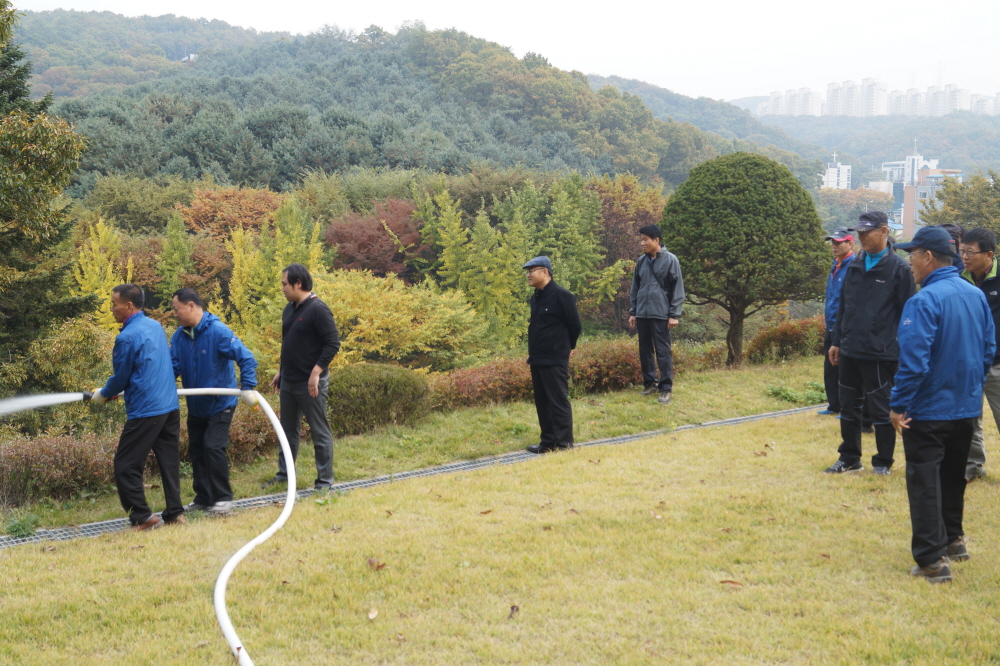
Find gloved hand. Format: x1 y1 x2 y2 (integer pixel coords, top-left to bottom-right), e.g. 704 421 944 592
240 390 258 407
90 388 108 405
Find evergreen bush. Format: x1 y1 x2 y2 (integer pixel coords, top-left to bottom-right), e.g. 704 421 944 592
326 364 430 435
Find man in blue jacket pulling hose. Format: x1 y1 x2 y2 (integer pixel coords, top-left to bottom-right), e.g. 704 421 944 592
91 284 185 531
891 226 995 583
170 288 258 515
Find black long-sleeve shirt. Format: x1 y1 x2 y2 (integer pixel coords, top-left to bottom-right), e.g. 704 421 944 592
527 280 582 366
280 294 341 384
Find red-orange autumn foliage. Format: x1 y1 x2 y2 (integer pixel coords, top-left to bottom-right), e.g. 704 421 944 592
325 198 431 281
177 187 287 237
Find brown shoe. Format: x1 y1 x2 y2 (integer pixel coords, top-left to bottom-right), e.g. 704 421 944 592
130 515 163 532
165 514 188 526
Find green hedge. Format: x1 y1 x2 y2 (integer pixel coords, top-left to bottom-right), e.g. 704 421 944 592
327 364 430 435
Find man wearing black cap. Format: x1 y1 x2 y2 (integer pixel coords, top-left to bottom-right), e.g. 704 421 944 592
826 211 916 475
891 226 995 583
523 256 582 454
628 224 685 405
819 228 856 416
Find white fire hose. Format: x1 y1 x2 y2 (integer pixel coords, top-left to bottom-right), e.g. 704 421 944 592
176 388 296 666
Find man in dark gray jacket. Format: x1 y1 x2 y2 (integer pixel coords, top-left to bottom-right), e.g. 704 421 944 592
826 211 916 475
628 224 685 404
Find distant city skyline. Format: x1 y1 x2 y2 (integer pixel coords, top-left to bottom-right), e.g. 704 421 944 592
12 0 1000 103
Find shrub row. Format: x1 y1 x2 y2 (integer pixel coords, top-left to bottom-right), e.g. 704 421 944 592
0 429 116 505
326 364 430 435
745 316 825 364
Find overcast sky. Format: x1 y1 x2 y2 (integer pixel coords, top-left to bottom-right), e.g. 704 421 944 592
15 0 1000 101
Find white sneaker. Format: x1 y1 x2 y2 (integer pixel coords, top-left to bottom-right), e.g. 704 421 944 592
207 501 233 514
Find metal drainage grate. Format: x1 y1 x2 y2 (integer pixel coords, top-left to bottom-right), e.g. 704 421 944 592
0 404 821 550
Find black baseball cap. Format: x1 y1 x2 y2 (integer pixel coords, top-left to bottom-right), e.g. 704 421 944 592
849 211 889 232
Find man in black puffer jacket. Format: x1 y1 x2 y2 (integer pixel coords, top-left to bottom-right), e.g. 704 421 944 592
826 211 916 475
523 256 582 454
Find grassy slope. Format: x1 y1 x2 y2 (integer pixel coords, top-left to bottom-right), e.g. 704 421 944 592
3 391 999 663
12 357 823 530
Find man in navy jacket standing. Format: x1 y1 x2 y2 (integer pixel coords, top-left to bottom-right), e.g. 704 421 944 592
819 228 855 416
170 288 257 514
891 226 995 583
91 284 185 531
826 212 916 475
524 256 582 454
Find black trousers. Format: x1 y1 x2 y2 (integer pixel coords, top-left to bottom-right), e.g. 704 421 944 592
837 356 897 468
114 410 184 525
903 418 974 567
188 408 234 506
823 331 841 412
637 317 674 392
530 363 574 448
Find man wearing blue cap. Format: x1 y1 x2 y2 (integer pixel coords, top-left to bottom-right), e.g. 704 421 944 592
891 226 995 583
826 211 915 475
523 256 582 454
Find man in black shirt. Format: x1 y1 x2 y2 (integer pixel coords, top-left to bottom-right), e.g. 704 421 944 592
523 256 582 454
265 263 341 490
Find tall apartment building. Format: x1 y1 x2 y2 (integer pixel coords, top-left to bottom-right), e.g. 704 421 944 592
822 158 852 190
757 80 996 117
877 153 962 238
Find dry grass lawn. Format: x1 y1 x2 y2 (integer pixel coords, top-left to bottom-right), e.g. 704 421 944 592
3 407 1000 664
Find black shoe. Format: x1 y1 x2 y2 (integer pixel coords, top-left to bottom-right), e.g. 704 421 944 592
824 460 863 474
639 387 657 396
861 425 874 434
947 536 970 562
658 392 672 405
910 557 952 583
527 444 555 454
260 476 285 489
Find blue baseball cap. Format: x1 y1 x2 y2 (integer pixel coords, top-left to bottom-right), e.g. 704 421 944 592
895 226 956 255
523 256 552 271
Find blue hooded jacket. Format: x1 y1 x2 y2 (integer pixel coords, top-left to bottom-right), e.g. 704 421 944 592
824 252 854 327
890 266 996 420
170 312 258 419
101 312 179 419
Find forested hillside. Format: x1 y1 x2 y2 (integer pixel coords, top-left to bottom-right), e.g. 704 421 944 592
761 113 1000 175
17 20 823 194
13 10 289 99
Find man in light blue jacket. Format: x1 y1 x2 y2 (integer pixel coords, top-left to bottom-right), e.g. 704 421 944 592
170 288 257 515
891 226 995 583
91 284 184 531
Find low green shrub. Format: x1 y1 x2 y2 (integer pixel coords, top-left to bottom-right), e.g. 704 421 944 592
429 356 533 410
766 381 826 405
327 364 430 435
745 317 825 364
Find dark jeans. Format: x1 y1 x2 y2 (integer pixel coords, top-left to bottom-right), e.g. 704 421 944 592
903 418 974 567
637 317 673 392
188 408 234 506
277 375 334 488
531 363 574 448
837 355 897 468
823 331 840 412
114 410 184 525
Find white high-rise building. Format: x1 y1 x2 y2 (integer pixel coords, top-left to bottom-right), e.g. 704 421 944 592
970 95 995 115
945 84 971 113
888 90 906 115
861 78 888 116
822 157 852 190
905 88 925 116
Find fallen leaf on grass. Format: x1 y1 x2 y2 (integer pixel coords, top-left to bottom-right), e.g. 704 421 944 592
367 558 387 571
720 527 731 532
720 580 743 588
194 640 209 648
385 510 393 517
281 580 290 585
753 451 768 457
41 546 56 552
395 633 406 642
567 508 579 514
542 525 553 531
329 525 342 533
130 545 144 550
368 609 378 620
508 605 520 619
842 503 852 508
480 510 493 515
820 554 830 559
588 459 600 464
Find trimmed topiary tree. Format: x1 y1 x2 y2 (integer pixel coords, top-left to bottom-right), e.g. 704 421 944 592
662 152 828 366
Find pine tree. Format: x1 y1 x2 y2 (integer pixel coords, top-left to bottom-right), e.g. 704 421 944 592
156 213 195 300
0 42 52 116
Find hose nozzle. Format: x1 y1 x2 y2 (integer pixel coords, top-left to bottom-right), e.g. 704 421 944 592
82 391 93 402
